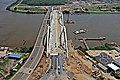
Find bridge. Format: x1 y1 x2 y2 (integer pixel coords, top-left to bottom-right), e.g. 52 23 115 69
10 7 68 80
10 8 50 80
41 8 68 80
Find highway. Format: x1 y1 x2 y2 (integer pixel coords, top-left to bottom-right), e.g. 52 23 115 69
10 9 50 80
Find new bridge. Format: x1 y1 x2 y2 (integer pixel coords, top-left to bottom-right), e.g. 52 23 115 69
41 8 68 80
11 7 68 80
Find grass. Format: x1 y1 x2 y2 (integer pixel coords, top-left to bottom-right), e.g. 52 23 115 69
7 0 47 14
90 43 116 50
0 59 9 67
87 4 120 11
87 11 120 14
9 5 46 14
0 66 8 77
21 0 69 6
85 3 120 14
16 6 46 12
7 0 70 14
5 71 16 80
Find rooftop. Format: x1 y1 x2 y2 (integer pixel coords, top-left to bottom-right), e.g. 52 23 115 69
8 53 22 59
107 63 119 71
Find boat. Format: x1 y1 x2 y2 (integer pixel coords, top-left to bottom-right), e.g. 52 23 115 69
73 29 86 34
64 20 74 24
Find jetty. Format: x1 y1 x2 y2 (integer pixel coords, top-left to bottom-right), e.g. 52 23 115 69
78 37 106 50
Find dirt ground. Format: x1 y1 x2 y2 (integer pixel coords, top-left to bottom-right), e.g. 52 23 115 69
87 50 118 59
65 40 95 80
28 54 50 80
28 40 118 80
66 40 117 80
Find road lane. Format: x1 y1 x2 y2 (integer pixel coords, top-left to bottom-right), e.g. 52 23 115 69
24 47 39 68
11 10 50 80
19 74 29 80
30 46 44 69
12 72 24 80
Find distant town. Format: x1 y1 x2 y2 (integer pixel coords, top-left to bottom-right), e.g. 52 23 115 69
0 0 120 80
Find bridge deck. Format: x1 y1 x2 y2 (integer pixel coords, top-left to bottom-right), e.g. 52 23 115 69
49 10 62 55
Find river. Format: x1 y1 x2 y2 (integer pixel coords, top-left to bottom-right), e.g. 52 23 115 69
0 0 120 48
0 0 44 48
64 14 120 48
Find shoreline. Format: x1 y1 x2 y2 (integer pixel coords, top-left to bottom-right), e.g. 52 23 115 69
6 0 120 14
6 0 47 14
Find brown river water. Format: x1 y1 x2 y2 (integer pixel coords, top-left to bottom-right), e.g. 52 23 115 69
0 0 120 48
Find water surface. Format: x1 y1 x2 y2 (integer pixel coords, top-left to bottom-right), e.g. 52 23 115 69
0 0 120 48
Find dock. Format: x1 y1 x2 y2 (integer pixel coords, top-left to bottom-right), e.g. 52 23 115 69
79 37 106 41
78 37 106 50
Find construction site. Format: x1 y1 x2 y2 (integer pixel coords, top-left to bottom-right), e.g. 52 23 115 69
26 40 119 80
65 40 117 80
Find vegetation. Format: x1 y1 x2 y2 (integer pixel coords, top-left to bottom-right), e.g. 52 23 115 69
7 0 71 14
16 6 45 11
10 46 33 53
22 0 69 6
90 43 116 50
108 68 120 79
84 4 120 14
76 43 116 51
87 11 120 14
5 71 16 80
75 46 88 52
6 0 21 10
86 4 120 11
0 59 9 67
115 70 120 78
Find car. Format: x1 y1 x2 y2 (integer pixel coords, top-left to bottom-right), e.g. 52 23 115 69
62 66 65 71
58 69 60 74
51 65 53 69
58 66 60 70
29 70 32 73
13 69 18 72
31 57 33 60
67 76 70 79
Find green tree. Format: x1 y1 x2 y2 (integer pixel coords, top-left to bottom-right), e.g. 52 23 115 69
14 7 17 11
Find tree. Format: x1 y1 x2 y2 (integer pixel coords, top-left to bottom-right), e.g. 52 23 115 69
84 8 88 11
14 7 17 11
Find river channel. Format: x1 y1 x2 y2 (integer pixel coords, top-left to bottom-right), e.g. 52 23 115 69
0 0 120 48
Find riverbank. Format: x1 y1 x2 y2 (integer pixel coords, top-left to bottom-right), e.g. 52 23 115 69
73 11 120 14
83 3 120 14
7 0 120 14
6 0 47 14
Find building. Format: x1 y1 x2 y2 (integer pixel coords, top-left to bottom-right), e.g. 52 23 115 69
97 63 108 73
8 53 22 59
107 63 119 71
107 63 120 78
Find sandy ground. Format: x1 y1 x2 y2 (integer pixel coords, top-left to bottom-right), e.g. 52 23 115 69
28 54 50 80
87 50 118 59
65 40 95 80
28 40 118 80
